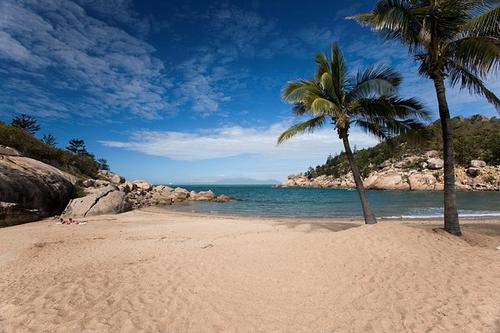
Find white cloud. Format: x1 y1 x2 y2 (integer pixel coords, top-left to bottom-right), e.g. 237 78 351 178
100 121 379 161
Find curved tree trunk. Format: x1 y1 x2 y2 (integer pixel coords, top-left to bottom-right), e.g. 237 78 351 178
432 78 462 236
341 133 377 224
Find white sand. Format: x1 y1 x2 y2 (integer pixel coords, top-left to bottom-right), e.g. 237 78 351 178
1 209 499 332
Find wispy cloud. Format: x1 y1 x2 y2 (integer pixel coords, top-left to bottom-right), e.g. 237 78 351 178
168 2 275 115
100 121 378 161
0 0 172 120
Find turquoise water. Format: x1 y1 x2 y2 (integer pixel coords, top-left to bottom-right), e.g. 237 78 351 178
165 185 500 219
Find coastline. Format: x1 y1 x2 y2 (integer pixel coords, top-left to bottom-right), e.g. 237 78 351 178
1 209 499 332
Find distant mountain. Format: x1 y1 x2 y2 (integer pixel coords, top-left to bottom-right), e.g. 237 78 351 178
212 177 280 185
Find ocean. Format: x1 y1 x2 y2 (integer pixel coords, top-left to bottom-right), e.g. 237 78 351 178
165 185 500 219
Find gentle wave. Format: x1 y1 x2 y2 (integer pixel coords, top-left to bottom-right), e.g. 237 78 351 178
383 213 500 219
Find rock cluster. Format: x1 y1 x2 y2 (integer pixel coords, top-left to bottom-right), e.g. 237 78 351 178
280 152 499 192
63 172 232 217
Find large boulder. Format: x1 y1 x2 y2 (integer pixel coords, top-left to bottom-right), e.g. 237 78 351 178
377 160 392 170
85 190 131 216
408 173 437 191
466 167 481 178
190 190 215 201
110 174 125 185
426 158 444 170
214 195 232 202
97 170 125 184
150 191 173 205
0 145 21 156
470 160 487 168
365 172 410 190
132 180 152 191
62 185 131 217
118 181 137 193
172 187 190 202
424 150 440 158
0 154 76 226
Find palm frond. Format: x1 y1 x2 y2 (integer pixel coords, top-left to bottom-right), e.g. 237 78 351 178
354 118 388 139
348 1 423 49
348 64 402 100
355 117 424 140
319 72 336 100
291 103 308 116
282 80 321 103
315 53 330 79
329 44 347 94
461 5 500 37
350 95 428 120
350 94 428 140
390 97 429 120
310 97 337 115
277 116 327 144
447 61 500 110
448 36 500 77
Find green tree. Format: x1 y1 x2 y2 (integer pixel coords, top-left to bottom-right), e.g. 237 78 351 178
278 44 428 225
66 139 88 156
42 133 57 147
350 1 499 236
97 158 110 171
11 114 40 135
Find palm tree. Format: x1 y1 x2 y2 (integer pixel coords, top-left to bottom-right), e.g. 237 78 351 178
278 44 428 225
350 1 499 235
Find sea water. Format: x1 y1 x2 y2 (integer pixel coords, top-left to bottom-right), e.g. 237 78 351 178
166 185 500 219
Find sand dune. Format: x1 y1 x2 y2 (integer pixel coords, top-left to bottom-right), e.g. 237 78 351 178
0 210 499 332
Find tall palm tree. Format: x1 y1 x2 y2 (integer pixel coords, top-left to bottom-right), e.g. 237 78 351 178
350 1 499 236
278 44 428 225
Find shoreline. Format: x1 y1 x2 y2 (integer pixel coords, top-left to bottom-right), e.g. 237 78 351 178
151 204 500 222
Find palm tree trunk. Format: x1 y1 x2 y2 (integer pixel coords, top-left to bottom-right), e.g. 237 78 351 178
432 77 462 236
341 133 377 224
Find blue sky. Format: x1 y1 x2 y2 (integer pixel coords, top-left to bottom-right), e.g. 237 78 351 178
1 0 498 184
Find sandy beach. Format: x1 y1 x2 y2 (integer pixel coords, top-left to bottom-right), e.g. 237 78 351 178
1 209 499 332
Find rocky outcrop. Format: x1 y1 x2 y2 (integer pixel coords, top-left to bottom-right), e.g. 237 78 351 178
280 154 499 192
0 149 77 226
69 171 233 216
0 146 232 224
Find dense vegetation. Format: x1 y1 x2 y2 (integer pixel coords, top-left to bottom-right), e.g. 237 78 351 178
305 116 500 179
0 120 102 178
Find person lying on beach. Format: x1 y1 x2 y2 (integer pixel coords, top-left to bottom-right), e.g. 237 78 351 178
58 217 87 225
